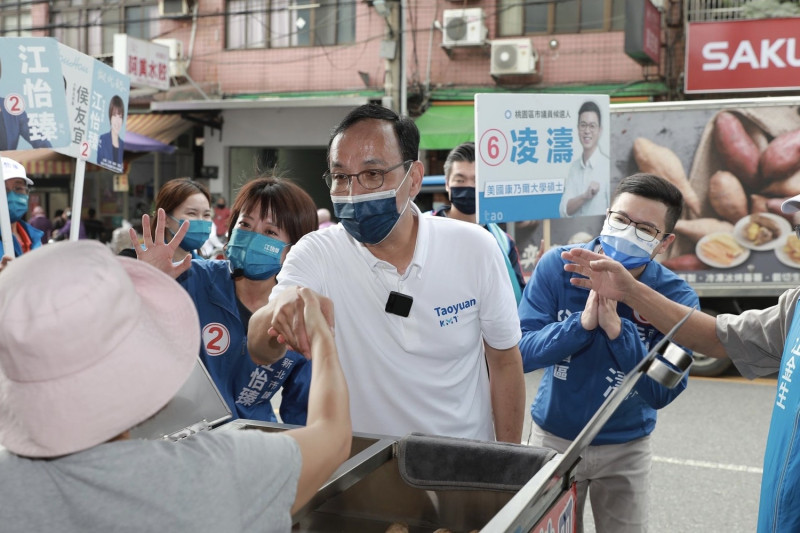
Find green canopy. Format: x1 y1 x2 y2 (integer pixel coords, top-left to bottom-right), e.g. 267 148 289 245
415 104 475 150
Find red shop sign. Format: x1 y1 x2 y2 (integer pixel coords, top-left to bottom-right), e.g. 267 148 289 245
685 18 800 93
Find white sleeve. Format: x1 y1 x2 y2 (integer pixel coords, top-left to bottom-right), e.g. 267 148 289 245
559 160 580 218
272 232 328 301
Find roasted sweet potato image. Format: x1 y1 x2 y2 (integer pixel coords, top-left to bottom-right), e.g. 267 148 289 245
633 137 701 216
750 194 769 215
709 170 748 223
760 170 800 197
741 213 782 246
760 129 800 182
674 218 734 243
661 253 709 271
766 197 798 223
714 112 760 189
743 119 771 153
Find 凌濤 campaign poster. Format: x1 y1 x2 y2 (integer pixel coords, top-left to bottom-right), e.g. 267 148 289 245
0 37 71 151
475 93 610 224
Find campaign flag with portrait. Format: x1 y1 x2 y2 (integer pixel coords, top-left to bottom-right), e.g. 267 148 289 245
0 37 71 152
56 44 130 174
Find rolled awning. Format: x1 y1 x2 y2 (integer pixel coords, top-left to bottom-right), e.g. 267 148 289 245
1 113 193 175
125 114 193 146
415 104 475 151
1 148 76 176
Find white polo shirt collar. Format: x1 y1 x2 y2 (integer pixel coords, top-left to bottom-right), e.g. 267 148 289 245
353 202 427 281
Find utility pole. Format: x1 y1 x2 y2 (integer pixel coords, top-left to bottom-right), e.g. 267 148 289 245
377 0 404 115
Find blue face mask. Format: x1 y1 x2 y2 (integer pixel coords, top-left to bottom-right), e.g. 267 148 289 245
599 220 660 270
7 191 29 223
449 186 476 215
169 216 212 252
226 228 287 280
331 167 411 245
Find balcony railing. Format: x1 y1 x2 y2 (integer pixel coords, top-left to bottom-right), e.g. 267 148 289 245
685 0 750 23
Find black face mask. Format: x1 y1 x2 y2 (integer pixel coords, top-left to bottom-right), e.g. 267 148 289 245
216 202 226 209
449 186 476 215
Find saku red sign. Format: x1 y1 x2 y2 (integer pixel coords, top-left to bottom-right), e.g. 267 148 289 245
685 18 800 93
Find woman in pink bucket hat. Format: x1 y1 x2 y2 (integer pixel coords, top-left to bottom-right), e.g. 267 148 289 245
0 240 351 532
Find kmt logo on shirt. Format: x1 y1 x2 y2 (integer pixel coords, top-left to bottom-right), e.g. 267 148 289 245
203 322 231 356
434 297 476 328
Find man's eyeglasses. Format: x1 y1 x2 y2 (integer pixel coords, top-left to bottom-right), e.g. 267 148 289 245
579 121 599 132
607 210 665 242
323 160 411 194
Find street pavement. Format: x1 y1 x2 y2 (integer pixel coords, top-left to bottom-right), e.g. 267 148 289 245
521 369 774 533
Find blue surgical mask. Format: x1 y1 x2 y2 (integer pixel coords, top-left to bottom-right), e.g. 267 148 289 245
169 216 212 252
331 167 411 245
6 191 29 223
226 228 287 280
449 186 476 215
599 220 660 269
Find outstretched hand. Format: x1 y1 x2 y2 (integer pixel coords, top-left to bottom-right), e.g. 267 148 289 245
129 208 192 279
561 247 635 304
298 288 335 357
267 286 335 357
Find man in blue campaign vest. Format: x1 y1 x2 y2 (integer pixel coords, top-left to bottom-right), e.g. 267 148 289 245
561 190 800 533
1 157 43 263
431 142 526 304
519 173 699 533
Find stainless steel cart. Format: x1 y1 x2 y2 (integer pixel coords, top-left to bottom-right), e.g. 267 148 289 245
141 309 694 532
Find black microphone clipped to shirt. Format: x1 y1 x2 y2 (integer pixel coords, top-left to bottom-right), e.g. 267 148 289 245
385 291 413 317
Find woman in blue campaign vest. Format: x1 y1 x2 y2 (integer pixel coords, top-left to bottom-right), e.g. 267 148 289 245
151 178 214 261
132 176 317 424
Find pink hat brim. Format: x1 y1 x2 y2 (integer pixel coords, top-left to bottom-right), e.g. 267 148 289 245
0 254 200 457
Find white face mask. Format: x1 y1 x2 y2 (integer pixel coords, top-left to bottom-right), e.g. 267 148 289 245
599 220 660 269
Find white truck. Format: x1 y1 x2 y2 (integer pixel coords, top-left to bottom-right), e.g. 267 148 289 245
510 96 800 376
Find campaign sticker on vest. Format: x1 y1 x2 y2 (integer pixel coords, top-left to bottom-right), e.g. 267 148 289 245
203 323 231 356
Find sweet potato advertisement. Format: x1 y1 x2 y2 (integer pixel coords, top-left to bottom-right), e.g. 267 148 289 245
514 100 800 284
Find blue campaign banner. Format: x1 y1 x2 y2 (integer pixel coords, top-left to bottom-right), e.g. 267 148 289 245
56 43 130 173
0 37 71 151
89 60 130 173
57 44 95 161
475 93 610 224
477 192 561 224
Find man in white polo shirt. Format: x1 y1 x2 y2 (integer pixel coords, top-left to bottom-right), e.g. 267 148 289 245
250 104 525 443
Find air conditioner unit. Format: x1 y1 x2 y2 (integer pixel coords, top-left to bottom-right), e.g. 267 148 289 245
152 38 187 77
442 8 487 47
490 38 539 76
159 0 189 17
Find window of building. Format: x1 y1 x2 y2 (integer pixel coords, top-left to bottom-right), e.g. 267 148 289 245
0 0 32 37
50 0 158 57
226 0 356 50
499 0 626 36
